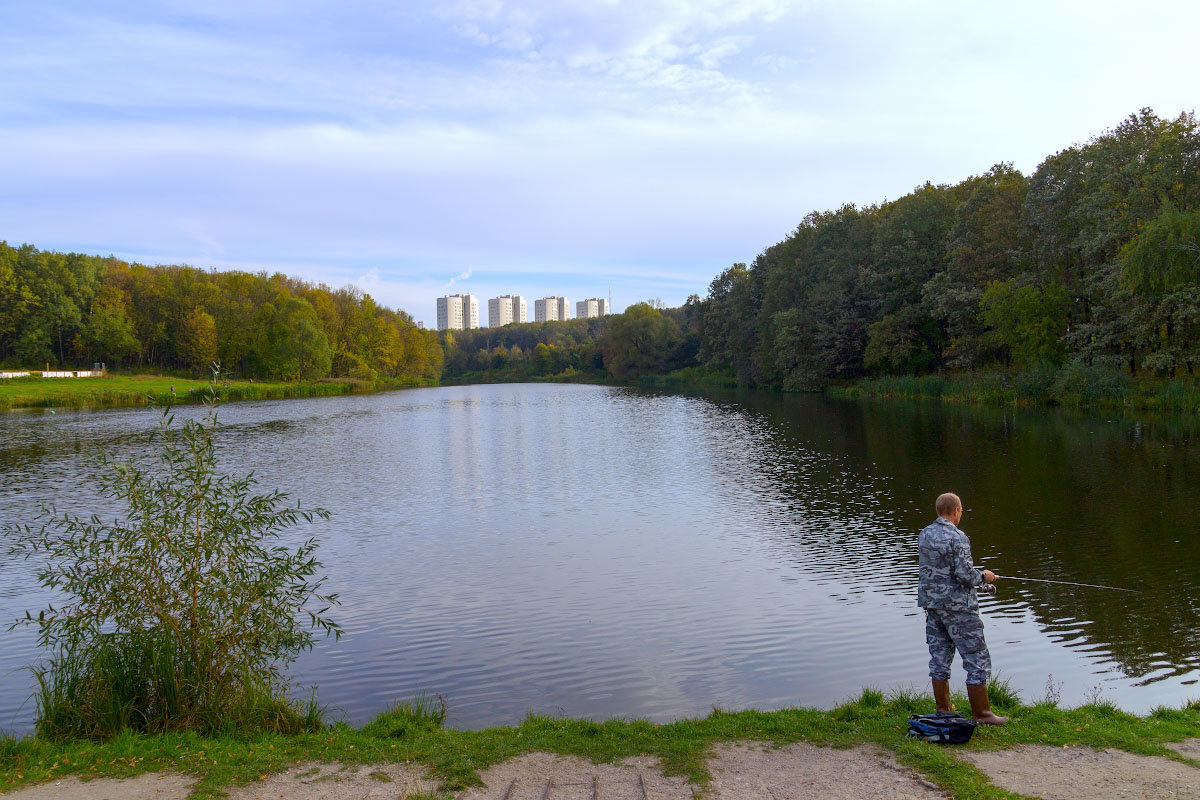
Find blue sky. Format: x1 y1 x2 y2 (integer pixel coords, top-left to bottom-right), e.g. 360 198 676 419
2 1 1197 324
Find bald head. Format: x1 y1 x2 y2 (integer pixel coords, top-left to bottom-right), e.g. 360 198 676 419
936 493 962 517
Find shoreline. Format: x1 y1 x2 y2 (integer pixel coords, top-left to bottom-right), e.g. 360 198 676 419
19 369 1198 418
1 691 1197 799
438 369 1200 422
0 374 438 411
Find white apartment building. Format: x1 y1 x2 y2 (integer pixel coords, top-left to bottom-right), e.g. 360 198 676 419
534 296 570 323
436 293 479 331
575 298 609 319
487 294 527 327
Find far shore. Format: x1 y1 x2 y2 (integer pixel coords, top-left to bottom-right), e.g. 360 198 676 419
0 373 435 411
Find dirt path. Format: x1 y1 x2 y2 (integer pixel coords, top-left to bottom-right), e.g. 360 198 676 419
458 752 695 800
707 742 943 799
0 772 194 799
961 744 1200 800
223 761 436 800
4 739 1199 799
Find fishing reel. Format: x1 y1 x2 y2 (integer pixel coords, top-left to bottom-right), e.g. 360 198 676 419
977 583 996 596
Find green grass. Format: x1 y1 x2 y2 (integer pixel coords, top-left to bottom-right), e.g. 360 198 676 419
2 684 1198 800
0 374 436 410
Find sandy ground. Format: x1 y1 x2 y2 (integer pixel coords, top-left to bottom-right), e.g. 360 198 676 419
457 752 696 800
223 761 438 800
1167 739 1200 760
707 742 944 800
0 771 194 799
960 745 1200 800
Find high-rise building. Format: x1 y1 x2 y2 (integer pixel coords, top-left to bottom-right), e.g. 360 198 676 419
534 296 570 323
488 297 509 328
575 298 609 319
488 294 527 327
436 294 479 331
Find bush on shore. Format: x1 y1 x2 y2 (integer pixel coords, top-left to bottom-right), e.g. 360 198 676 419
5 371 340 738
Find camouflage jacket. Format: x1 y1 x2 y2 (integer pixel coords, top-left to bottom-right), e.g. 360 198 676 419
918 517 985 611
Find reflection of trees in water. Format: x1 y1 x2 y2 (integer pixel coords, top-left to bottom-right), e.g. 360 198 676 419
677 388 1200 683
657 389 931 607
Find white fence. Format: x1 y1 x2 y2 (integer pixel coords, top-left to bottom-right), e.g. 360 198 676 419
1 370 106 379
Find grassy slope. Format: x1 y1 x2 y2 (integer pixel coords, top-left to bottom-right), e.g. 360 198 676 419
2 689 1197 800
0 375 433 410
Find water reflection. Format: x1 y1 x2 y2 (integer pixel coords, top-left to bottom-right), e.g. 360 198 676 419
1 385 1197 735
692 390 1199 684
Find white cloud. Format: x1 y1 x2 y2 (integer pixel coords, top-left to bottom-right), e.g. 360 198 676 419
447 268 474 287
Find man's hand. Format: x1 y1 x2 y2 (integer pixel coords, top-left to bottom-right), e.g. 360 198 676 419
981 569 997 583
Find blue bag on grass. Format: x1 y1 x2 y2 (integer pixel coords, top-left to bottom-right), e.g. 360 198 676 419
906 712 977 744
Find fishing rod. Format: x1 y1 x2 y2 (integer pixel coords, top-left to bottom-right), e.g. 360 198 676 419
976 568 1140 594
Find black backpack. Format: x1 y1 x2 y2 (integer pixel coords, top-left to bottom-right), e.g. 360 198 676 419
906 712 977 744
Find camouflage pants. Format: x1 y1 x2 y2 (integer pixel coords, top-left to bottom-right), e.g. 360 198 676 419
925 608 991 686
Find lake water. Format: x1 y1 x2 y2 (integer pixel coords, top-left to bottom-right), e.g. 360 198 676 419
1 383 1197 733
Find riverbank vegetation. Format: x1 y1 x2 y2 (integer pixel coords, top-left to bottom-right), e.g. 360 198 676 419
0 373 432 410
4 379 341 739
831 368 1200 413
1 686 1197 799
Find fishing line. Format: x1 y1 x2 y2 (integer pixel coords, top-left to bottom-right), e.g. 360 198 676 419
976 568 1140 593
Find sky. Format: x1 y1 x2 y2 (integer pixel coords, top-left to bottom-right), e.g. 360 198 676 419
1 1 1197 324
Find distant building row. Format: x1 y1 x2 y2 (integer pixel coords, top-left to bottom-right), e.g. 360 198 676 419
436 294 609 330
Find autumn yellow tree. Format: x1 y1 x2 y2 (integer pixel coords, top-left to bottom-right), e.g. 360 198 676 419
178 306 218 372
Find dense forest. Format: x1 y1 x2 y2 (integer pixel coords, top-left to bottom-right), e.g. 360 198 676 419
0 244 442 383
686 109 1200 391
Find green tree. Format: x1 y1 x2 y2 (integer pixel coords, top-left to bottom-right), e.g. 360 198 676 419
601 303 681 379
980 280 1068 367
863 309 938 375
0 243 39 363
256 298 332 380
78 286 139 366
1120 203 1200 294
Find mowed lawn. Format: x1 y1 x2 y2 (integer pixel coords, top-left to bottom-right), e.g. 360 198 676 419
0 375 305 409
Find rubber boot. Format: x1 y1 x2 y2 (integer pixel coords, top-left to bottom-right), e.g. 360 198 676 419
967 684 1009 725
932 680 955 713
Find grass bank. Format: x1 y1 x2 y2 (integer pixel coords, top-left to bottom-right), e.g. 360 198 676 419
0 374 437 410
2 686 1197 800
833 365 1200 413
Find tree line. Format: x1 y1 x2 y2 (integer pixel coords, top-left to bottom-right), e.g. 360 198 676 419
0 243 442 382
686 109 1200 390
439 303 696 382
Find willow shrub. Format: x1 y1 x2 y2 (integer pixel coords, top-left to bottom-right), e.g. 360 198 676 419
6 373 340 737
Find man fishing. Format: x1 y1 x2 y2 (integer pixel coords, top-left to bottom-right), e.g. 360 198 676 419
918 492 1008 725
